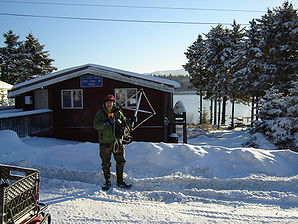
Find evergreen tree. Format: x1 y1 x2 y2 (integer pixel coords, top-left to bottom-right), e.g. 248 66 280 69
203 25 231 98
225 20 246 126
17 33 57 83
184 34 209 92
0 30 22 84
184 35 210 124
203 24 234 126
228 20 247 99
250 1 298 150
254 82 298 150
231 19 264 123
232 19 265 98
256 1 298 94
0 31 57 84
182 1 297 149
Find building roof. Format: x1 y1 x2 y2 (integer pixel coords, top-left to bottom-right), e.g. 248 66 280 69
8 64 180 97
0 80 13 89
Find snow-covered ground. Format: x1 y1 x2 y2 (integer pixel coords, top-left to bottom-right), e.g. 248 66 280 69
1 129 298 223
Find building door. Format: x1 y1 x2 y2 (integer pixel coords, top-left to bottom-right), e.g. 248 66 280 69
34 89 49 109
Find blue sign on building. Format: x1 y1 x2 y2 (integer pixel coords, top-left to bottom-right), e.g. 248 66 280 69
80 75 103 87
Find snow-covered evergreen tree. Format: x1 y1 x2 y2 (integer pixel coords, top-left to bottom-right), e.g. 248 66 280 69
203 24 238 126
0 31 57 84
231 19 267 122
184 23 246 126
0 30 22 84
184 34 209 92
287 83 298 150
254 82 298 151
225 20 246 73
184 34 210 124
256 1 298 94
17 33 57 83
183 1 297 140
249 1 298 150
232 19 266 99
203 24 232 99
225 20 247 127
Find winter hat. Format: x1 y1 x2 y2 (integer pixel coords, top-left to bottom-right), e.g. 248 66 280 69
104 94 115 102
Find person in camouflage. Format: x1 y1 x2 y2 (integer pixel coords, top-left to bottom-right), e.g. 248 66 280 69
93 94 132 190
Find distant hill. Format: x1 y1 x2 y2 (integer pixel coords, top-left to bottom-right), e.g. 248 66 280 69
145 69 194 91
145 69 189 76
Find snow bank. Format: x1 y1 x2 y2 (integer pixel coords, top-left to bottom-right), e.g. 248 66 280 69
1 129 297 223
1 130 297 181
0 130 100 171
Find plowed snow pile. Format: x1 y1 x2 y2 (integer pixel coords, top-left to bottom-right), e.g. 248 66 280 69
1 129 297 223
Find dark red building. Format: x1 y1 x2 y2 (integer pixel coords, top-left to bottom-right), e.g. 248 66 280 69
8 64 180 142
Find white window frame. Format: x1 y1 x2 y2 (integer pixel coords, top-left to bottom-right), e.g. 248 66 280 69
115 88 138 108
61 89 83 109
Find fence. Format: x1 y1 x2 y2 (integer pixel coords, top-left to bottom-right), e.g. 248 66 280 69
0 109 53 137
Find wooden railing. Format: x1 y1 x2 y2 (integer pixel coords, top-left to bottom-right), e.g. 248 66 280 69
0 109 53 137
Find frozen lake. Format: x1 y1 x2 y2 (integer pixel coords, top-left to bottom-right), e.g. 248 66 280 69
173 93 251 125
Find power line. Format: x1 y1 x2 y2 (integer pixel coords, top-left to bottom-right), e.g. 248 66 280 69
0 12 250 26
0 0 265 13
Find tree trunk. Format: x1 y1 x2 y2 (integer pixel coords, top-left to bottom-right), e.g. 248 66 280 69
251 96 255 127
199 90 203 124
221 96 227 125
255 95 259 121
217 98 221 129
210 100 213 124
231 94 235 129
214 98 217 126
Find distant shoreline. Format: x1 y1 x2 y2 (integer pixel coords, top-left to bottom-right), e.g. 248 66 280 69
174 90 197 95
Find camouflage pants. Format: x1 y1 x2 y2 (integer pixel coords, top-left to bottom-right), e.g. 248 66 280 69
99 142 126 181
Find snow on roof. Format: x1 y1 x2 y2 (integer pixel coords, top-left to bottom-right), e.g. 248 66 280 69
0 80 13 89
91 64 180 88
9 64 180 97
0 109 52 119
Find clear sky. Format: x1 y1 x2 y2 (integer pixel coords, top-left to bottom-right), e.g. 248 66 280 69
0 0 295 74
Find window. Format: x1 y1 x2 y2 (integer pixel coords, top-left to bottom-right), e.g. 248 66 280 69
115 88 137 108
24 96 33 105
61 89 83 109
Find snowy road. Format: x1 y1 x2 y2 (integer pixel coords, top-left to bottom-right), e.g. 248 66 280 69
1 129 298 223
40 176 298 224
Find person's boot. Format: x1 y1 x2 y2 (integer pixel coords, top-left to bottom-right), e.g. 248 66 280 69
116 164 132 189
103 167 111 181
102 180 111 191
116 181 132 189
102 167 111 191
